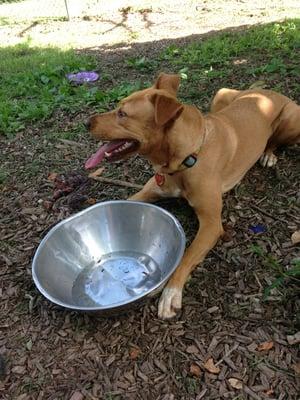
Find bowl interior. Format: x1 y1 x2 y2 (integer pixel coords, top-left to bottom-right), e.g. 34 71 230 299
32 201 185 310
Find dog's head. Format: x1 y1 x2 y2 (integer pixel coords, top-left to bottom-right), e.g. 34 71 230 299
85 73 204 174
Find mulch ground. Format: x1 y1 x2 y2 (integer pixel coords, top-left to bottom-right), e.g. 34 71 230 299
1 92 299 399
1 3 300 399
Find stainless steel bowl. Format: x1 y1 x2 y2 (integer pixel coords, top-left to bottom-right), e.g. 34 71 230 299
32 201 185 312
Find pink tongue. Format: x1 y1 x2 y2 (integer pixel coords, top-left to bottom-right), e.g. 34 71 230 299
85 140 126 169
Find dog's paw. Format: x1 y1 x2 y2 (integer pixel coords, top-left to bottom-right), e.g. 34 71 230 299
260 151 277 168
158 287 182 319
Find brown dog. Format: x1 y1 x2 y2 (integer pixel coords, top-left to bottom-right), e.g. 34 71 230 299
85 73 300 319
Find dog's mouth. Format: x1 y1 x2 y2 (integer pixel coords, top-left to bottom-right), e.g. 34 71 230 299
85 139 139 169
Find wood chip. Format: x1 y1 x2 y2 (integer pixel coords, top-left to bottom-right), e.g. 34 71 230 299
137 369 148 382
203 358 220 374
12 366 26 374
69 392 84 400
243 385 262 400
154 358 167 373
257 341 274 352
291 230 300 245
207 306 219 314
291 363 300 375
105 354 116 366
228 378 243 389
186 345 199 354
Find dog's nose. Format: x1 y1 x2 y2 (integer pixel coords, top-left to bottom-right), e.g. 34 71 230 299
84 119 91 130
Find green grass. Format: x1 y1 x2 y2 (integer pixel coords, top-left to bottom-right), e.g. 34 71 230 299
249 244 300 299
0 43 141 137
159 19 300 98
1 19 300 138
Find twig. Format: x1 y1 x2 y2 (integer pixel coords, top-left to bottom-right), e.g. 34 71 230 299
250 204 286 223
215 342 239 366
18 21 38 37
91 176 143 190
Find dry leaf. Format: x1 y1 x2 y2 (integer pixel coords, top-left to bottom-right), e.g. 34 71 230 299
257 341 274 351
228 378 243 389
88 167 105 178
190 363 202 377
203 358 220 374
86 198 97 205
287 332 300 345
264 389 274 396
291 231 300 245
129 347 141 360
43 200 53 210
48 172 58 181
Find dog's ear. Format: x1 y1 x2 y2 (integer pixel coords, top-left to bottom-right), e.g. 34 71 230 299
153 73 181 96
152 94 184 126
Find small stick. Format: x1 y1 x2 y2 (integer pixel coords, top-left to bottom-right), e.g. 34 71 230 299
251 204 286 223
90 176 143 190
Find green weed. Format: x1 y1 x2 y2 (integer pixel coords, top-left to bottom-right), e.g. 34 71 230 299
126 56 155 71
249 244 300 298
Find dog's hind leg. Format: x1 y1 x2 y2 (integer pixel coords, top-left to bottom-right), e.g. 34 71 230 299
210 88 241 113
260 101 300 167
260 149 278 167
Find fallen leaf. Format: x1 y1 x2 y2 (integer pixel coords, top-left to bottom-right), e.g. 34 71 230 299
203 358 220 374
228 378 243 389
257 341 274 352
48 172 58 181
287 332 300 345
43 200 53 210
129 347 141 360
291 231 300 245
88 167 105 178
291 363 300 375
264 389 274 396
86 198 97 205
69 392 84 400
26 339 32 351
190 363 202 377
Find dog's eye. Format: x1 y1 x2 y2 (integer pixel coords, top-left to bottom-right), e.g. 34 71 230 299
182 155 197 168
117 109 127 118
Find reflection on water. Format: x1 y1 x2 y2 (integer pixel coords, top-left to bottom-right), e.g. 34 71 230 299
72 251 162 307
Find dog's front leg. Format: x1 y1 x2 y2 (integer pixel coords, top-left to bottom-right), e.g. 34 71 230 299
129 175 180 203
158 187 223 319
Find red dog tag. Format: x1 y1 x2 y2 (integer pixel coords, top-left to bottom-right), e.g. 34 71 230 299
155 173 165 186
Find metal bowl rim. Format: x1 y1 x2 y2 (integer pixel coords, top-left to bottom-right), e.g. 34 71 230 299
32 200 186 311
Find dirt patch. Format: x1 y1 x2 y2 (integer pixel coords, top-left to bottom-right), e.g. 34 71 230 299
1 0 300 48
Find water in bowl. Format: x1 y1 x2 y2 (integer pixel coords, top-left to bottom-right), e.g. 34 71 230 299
72 251 162 307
